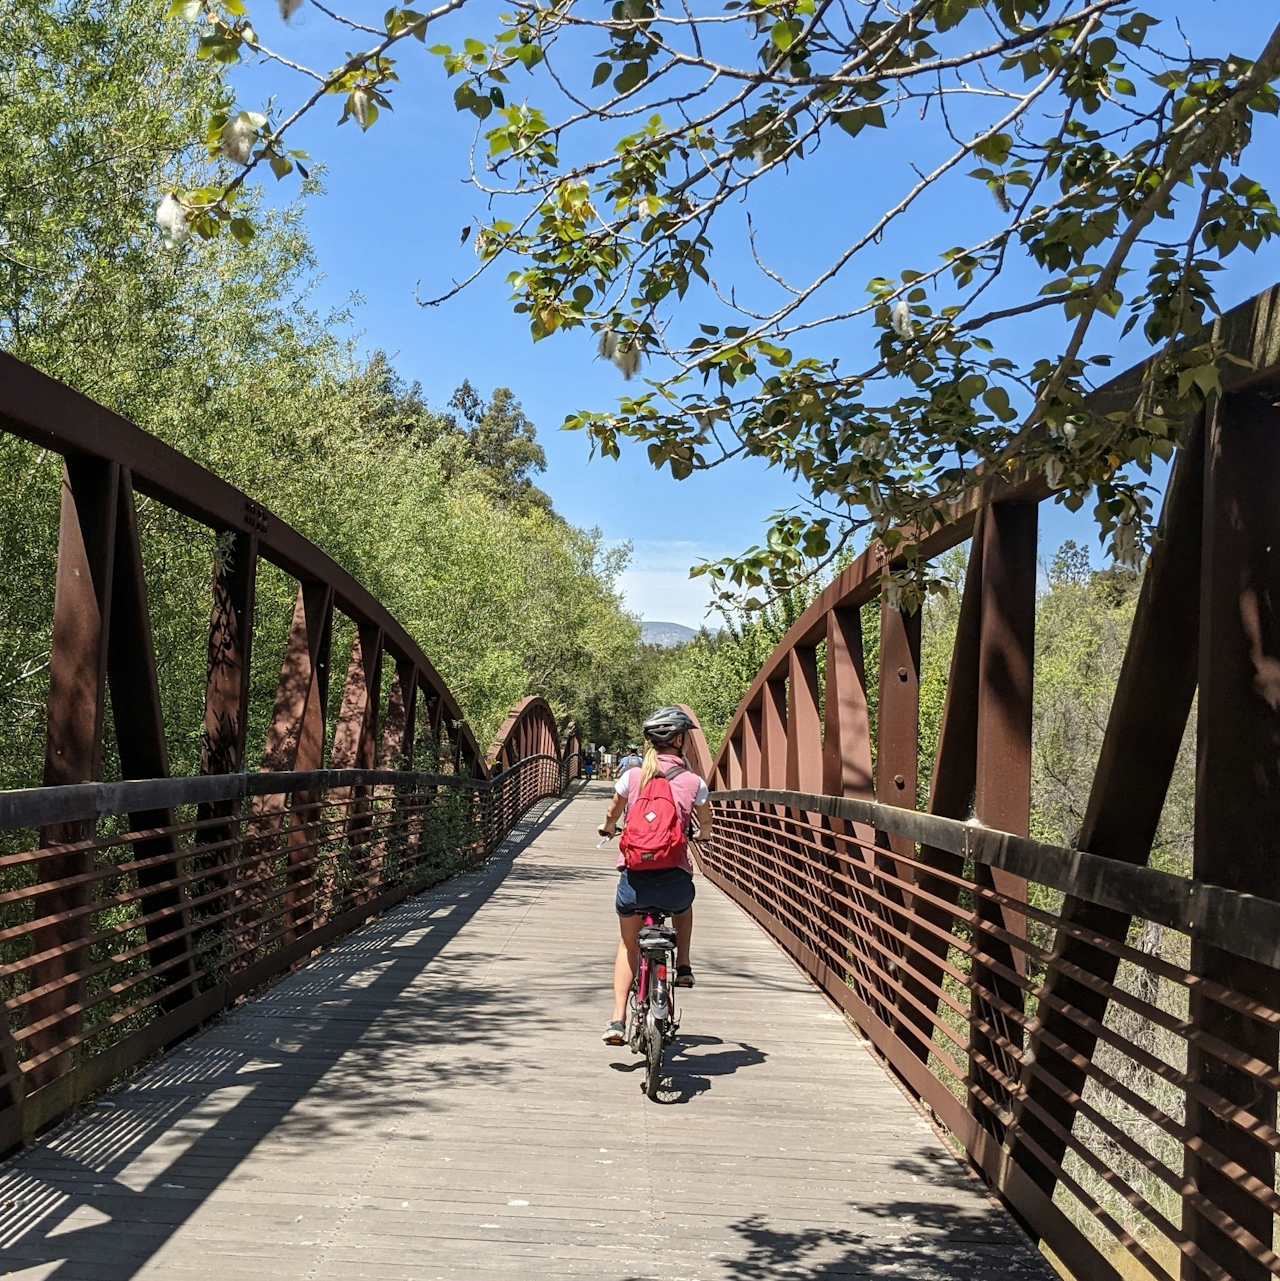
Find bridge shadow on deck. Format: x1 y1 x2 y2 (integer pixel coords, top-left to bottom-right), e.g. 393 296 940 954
0 791 578 1281
620 1157 1050 1280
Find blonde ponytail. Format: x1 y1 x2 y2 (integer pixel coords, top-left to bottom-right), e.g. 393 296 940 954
638 734 686 787
638 743 662 788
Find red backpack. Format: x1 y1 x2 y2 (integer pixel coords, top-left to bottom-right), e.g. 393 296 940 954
619 766 688 871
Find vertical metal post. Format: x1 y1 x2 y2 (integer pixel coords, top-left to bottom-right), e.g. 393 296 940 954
726 733 744 789
330 624 383 893
262 583 333 773
785 648 822 793
742 705 763 788
970 500 1037 1142
201 530 257 777
876 596 921 818
1011 416 1203 1207
379 661 418 769
1183 389 1280 1281
196 527 256 974
822 607 874 801
785 646 826 961
107 471 195 1011
331 624 383 770
875 589 923 1046
260 583 333 945
897 519 984 1062
820 604 875 1000
760 678 788 790
28 458 119 1088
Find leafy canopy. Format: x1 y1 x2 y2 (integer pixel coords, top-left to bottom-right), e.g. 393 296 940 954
163 0 1280 606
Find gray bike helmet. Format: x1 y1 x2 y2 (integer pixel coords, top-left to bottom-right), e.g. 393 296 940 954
642 706 695 747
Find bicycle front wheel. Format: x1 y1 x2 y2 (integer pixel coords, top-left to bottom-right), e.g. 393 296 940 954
644 1020 663 1099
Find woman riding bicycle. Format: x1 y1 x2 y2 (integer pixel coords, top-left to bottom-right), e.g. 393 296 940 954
597 706 711 1045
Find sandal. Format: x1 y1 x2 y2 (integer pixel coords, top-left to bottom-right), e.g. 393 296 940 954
602 1020 626 1045
675 965 695 989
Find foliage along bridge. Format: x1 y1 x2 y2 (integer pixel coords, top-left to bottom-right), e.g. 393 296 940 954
1 284 1280 1280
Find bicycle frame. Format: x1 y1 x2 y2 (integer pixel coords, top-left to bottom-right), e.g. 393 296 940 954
628 910 679 1100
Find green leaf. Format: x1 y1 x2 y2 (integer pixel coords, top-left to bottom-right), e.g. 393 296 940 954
982 386 1016 422
229 217 254 244
614 61 644 93
1116 13 1157 45
592 60 611 88
973 132 1012 166
835 104 884 138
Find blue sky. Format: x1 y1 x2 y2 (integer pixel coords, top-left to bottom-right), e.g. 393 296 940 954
233 3 1280 626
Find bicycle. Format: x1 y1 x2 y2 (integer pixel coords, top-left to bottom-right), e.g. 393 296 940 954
627 907 680 1099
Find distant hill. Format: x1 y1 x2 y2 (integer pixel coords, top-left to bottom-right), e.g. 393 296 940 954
641 620 698 647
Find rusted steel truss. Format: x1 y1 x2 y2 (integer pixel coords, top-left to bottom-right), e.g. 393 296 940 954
697 284 1280 1281
0 353 577 1154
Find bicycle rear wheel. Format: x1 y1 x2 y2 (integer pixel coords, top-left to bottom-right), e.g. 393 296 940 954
644 1020 663 1098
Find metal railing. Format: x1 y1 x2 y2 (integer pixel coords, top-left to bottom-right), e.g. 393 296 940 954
696 791 1280 1280
697 283 1280 1281
0 754 575 1156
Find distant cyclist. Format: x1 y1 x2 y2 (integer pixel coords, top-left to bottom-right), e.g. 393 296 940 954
596 707 711 1044
617 744 643 774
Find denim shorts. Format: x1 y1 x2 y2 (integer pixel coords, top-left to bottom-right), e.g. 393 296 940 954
615 867 696 917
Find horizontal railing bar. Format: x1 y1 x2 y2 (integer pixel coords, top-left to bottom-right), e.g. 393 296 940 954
708 817 1280 1153
0 759 566 834
717 809 1280 1079
714 789 1280 971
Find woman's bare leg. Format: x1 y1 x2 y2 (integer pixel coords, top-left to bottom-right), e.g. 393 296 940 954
612 914 643 1023
673 907 692 969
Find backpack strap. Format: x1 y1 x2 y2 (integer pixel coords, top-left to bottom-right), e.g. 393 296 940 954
661 765 687 782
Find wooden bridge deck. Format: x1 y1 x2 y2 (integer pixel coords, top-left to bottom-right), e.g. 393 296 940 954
0 783 1053 1280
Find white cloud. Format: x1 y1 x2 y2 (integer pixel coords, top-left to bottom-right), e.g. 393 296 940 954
615 539 724 629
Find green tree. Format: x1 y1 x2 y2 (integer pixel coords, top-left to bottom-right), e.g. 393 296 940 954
448 381 552 512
